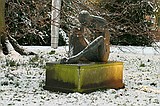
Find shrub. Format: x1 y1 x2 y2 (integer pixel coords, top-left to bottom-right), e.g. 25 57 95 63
98 0 155 46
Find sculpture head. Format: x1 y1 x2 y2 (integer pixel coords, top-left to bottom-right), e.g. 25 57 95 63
78 10 91 26
78 10 107 30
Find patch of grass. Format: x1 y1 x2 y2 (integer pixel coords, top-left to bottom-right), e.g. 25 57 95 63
1 81 9 86
14 81 20 87
30 55 39 63
48 50 56 55
28 55 45 68
39 80 45 88
140 62 145 67
6 59 19 67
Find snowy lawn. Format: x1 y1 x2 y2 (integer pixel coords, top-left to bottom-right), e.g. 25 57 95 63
0 45 159 106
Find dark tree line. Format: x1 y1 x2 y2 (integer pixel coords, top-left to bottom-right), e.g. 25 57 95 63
2 0 158 49
5 0 51 46
98 0 156 46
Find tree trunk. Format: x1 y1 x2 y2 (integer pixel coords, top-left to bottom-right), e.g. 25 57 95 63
0 0 5 57
51 0 61 48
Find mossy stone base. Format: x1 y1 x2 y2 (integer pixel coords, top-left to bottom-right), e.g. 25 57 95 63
44 62 124 93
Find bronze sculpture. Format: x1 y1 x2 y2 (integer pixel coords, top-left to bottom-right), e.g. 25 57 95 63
61 10 110 64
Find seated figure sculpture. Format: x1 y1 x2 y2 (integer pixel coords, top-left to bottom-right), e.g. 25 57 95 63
61 10 110 64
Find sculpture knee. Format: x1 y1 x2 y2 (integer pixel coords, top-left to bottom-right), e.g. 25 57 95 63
90 36 104 46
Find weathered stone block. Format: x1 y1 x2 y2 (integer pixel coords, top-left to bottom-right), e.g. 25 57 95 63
44 62 124 93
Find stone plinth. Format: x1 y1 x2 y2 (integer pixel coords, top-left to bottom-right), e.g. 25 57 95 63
44 62 124 93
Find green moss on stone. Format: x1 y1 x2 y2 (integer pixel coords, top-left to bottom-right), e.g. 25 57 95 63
45 62 124 92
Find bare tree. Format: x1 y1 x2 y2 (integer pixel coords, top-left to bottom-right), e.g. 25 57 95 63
0 0 34 58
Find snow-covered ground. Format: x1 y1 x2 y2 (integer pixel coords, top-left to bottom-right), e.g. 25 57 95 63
0 45 159 106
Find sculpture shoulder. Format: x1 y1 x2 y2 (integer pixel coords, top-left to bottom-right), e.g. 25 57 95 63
90 15 107 27
91 15 106 23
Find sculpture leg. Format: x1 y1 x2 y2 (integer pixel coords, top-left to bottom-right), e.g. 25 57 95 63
64 36 106 63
